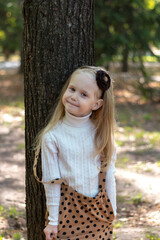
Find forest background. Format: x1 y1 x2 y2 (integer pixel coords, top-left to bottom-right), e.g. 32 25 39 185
0 0 160 239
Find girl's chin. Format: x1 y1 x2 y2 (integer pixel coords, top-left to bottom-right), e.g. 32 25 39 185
65 107 77 116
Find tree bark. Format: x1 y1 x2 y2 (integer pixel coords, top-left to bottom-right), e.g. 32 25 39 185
23 0 94 239
122 47 129 72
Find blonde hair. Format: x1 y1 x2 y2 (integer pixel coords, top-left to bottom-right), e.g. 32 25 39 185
35 66 116 171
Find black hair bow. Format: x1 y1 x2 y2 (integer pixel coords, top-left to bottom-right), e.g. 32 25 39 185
96 70 111 98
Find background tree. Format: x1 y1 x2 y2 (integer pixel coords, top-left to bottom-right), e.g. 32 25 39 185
0 0 23 59
23 1 94 239
95 0 160 72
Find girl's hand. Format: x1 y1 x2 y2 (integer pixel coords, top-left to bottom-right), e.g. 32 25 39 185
43 224 58 240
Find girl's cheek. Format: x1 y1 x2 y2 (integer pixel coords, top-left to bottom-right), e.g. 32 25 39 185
62 94 66 105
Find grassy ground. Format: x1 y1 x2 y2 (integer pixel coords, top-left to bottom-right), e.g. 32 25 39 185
0 64 160 239
112 64 160 239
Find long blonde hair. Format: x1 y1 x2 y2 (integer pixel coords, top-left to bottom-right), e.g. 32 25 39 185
35 66 116 171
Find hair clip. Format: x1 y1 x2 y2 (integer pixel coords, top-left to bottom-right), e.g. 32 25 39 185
96 70 111 98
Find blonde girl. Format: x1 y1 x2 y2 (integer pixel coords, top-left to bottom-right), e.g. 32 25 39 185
34 66 117 240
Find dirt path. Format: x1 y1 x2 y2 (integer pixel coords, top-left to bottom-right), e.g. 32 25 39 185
0 123 25 208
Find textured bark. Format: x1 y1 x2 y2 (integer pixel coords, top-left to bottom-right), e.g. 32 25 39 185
23 1 94 239
122 47 129 72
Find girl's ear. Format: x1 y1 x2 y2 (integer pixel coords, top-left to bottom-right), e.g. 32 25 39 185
92 99 104 111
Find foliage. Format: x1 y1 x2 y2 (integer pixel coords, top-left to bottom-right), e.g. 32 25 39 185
0 0 23 59
145 231 160 240
132 191 143 205
13 232 21 240
95 0 160 71
0 205 22 219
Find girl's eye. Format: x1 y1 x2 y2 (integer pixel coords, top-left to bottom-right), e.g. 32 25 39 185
69 87 75 92
81 93 87 97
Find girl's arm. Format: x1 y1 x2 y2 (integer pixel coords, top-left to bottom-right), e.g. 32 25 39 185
41 132 61 227
105 147 117 216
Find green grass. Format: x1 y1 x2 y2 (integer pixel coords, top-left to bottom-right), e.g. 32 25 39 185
0 205 26 240
116 156 130 168
116 140 125 146
134 130 145 140
0 53 20 62
0 205 22 219
116 109 131 125
143 113 152 121
117 194 132 204
13 232 21 240
117 191 144 206
136 162 153 172
134 147 152 155
148 132 160 146
20 123 25 130
0 98 24 109
114 220 125 228
145 231 160 240
111 54 159 63
0 231 22 240
113 232 118 239
142 56 158 62
157 161 160 167
0 232 5 238
16 143 25 150
117 125 160 148
132 191 143 205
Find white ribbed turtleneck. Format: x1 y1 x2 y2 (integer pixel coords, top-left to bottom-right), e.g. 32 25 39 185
42 111 117 225
63 110 92 127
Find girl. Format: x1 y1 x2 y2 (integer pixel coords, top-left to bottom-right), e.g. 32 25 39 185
34 66 117 240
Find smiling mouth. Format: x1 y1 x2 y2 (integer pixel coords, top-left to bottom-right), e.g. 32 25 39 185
67 101 78 107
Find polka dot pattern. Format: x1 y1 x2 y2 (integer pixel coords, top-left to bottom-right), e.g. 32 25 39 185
55 171 114 239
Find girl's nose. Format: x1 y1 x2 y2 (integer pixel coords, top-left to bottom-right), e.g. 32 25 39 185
71 92 78 101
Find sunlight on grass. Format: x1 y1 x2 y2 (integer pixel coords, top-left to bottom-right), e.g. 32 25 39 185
135 162 152 172
0 233 5 239
134 147 152 155
145 231 160 240
143 113 152 121
132 191 143 205
148 132 160 146
134 130 145 140
117 192 145 206
116 126 160 148
20 123 25 130
116 156 130 168
117 195 132 204
116 140 125 146
157 161 160 167
17 143 25 150
0 53 20 62
0 104 24 125
113 232 118 239
13 232 21 240
114 220 125 229
0 205 22 219
116 109 131 125
0 205 25 240
0 99 24 109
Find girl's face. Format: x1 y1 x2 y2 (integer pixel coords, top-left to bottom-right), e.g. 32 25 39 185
62 72 103 117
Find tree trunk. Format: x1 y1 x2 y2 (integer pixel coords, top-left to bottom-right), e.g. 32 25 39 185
122 47 129 72
23 1 94 239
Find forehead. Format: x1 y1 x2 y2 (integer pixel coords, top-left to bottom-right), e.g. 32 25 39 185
69 72 98 91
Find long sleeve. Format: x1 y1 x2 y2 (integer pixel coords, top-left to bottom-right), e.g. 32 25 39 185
105 148 117 216
41 133 61 225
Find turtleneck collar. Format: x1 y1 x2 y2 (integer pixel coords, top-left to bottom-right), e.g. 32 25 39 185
63 110 92 128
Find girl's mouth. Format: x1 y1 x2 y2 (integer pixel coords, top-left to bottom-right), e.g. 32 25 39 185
67 101 78 107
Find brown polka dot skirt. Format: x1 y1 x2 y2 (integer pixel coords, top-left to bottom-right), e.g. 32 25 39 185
34 149 115 240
